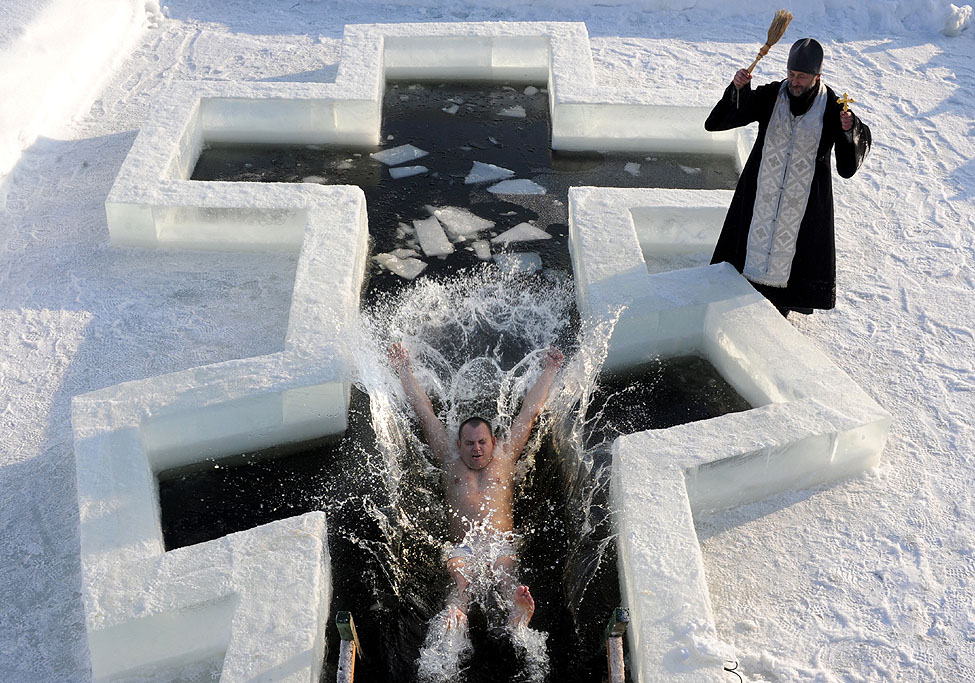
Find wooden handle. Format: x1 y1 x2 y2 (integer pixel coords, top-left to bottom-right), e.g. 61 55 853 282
337 640 356 683
607 637 625 683
746 44 771 74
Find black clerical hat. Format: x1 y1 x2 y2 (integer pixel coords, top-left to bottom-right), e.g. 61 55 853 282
787 38 824 75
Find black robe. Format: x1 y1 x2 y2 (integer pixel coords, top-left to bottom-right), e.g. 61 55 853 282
705 79 871 310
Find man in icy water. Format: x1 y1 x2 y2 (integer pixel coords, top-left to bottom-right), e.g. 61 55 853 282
388 342 564 631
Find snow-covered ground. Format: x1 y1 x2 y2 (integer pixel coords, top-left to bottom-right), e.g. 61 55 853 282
1 0 973 680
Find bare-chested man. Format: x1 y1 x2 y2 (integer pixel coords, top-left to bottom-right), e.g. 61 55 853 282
388 343 564 631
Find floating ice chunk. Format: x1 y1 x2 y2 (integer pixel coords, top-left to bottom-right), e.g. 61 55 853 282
488 136 499 145
471 240 492 261
387 134 394 140
499 105 526 118
491 223 551 245
413 216 454 257
465 161 515 185
494 252 542 274
301 175 327 184
374 252 427 280
427 206 495 241
370 144 428 166
389 165 428 179
396 221 415 240
679 165 702 175
442 104 460 115
624 162 641 176
524 85 539 96
335 159 354 170
487 179 546 195
391 248 419 259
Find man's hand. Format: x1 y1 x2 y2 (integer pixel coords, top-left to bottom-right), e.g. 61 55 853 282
388 342 410 373
733 68 752 91
840 109 854 131
543 347 564 370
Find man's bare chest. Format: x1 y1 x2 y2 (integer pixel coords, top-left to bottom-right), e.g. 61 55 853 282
446 462 511 499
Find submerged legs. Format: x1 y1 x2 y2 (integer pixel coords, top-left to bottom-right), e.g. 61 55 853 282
445 555 471 630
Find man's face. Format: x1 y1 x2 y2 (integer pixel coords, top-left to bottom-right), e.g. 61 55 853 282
787 69 819 97
457 422 496 470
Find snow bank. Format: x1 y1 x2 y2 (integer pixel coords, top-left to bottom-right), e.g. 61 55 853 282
343 0 973 35
0 0 148 178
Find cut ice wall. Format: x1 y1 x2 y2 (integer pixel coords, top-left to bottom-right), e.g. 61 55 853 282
76 21 887 683
569 187 890 680
74 186 368 681
104 22 747 251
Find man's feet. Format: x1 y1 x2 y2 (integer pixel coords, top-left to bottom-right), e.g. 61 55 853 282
509 585 535 629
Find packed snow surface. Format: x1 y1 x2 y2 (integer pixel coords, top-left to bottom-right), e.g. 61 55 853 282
1 0 974 681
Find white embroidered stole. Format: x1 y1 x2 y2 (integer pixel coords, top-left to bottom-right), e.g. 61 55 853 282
743 81 827 287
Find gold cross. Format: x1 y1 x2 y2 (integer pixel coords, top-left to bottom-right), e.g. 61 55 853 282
837 92 855 112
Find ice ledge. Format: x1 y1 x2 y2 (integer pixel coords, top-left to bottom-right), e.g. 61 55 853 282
76 182 367 678
72 350 349 680
569 186 890 680
105 21 744 251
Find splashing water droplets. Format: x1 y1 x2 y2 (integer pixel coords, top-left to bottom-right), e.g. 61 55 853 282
335 265 623 681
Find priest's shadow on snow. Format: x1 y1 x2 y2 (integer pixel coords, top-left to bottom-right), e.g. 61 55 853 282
945 156 975 201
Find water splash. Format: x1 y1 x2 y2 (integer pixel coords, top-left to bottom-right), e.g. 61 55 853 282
416 606 473 682
342 264 623 681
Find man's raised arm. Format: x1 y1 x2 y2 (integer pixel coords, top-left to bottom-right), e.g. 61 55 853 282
388 343 451 463
508 347 564 460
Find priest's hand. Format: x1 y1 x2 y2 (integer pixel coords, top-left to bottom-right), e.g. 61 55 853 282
840 109 854 131
733 68 752 90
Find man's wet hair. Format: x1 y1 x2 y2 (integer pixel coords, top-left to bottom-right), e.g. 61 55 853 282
457 416 493 440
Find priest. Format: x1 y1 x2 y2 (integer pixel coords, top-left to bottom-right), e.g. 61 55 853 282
705 38 872 316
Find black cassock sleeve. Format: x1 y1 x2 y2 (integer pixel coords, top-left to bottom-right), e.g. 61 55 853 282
704 81 761 131
834 113 872 178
